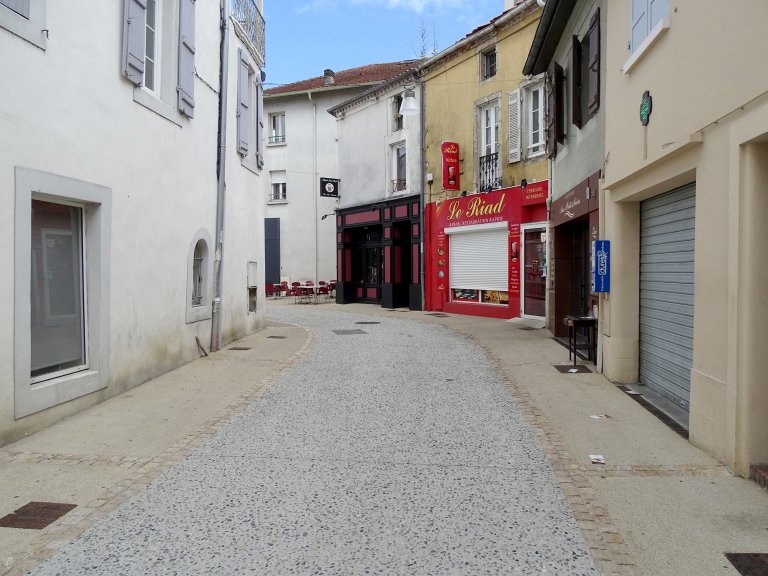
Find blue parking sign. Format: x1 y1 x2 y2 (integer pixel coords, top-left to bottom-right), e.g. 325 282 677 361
591 240 610 293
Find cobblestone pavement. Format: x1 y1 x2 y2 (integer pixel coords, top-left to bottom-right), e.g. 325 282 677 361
27 307 597 575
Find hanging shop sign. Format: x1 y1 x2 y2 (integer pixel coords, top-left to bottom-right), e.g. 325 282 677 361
521 181 549 206
441 142 460 191
320 177 340 197
591 240 610 293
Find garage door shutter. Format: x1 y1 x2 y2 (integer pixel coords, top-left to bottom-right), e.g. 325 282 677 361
449 227 508 291
639 184 695 410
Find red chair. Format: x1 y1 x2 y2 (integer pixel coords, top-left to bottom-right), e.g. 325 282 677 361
290 282 301 303
279 281 289 298
265 282 276 298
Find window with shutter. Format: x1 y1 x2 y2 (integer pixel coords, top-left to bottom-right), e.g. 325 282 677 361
546 81 556 159
571 35 582 129
177 0 195 117
554 63 565 144
122 0 148 86
0 0 45 49
508 90 520 164
256 79 264 168
631 0 668 52
587 8 600 116
237 49 251 156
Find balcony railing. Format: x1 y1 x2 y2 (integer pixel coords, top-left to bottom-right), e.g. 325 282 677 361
269 135 285 144
479 152 500 192
392 179 407 193
231 0 265 64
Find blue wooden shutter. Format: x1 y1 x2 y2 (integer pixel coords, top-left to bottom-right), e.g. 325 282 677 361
1 0 30 18
256 77 264 168
649 0 669 31
122 0 147 86
177 0 196 117
236 49 251 156
631 0 648 52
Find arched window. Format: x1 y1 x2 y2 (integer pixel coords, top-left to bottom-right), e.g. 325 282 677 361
186 230 212 323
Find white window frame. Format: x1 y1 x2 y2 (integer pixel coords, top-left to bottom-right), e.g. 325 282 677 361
524 82 545 158
268 171 287 203
481 48 497 81
239 51 265 175
186 229 212 323
392 142 407 194
623 0 670 74
14 168 111 418
143 0 162 94
268 112 286 144
392 96 404 132
0 0 46 50
481 102 500 157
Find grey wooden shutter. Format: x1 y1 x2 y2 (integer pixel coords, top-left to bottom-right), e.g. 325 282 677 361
631 0 648 52
554 63 565 143
236 49 250 156
507 90 520 163
256 78 264 168
571 35 582 128
177 0 196 117
587 8 600 116
122 0 147 86
1 0 30 18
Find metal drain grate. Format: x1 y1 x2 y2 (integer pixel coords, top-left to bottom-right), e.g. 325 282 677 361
725 553 768 576
617 385 689 439
0 502 77 530
228 346 251 351
355 321 381 325
267 336 286 339
425 313 449 317
332 329 368 335
554 365 592 373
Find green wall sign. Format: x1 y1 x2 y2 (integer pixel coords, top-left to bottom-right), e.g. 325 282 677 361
640 91 653 126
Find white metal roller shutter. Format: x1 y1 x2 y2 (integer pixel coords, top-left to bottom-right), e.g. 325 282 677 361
639 184 696 411
449 228 508 291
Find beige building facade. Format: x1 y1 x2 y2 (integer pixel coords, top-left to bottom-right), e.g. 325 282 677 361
601 0 768 476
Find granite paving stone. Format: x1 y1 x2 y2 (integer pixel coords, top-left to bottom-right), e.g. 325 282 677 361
28 307 597 575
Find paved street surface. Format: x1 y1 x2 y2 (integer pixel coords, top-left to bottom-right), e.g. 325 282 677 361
27 306 596 575
3 302 768 576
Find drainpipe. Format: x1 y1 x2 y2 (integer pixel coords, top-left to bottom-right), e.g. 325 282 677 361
210 0 230 352
418 78 425 310
308 90 318 286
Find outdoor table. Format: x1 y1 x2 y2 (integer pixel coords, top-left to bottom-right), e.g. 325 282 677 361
298 285 318 304
564 314 597 366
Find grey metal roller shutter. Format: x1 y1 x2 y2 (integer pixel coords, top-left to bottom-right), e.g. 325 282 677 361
639 184 695 411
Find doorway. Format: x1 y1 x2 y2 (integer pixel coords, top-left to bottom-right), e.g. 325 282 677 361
350 226 382 303
521 223 547 319
392 221 412 308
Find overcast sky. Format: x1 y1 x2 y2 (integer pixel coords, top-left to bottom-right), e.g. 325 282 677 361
263 0 508 87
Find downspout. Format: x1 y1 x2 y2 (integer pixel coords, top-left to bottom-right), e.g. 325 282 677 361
418 77 425 310
210 0 230 352
308 90 318 285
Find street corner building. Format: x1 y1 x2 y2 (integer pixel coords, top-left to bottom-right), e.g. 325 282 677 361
0 0 268 444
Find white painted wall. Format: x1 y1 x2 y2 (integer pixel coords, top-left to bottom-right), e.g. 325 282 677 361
336 85 422 209
0 0 266 444
264 87 369 283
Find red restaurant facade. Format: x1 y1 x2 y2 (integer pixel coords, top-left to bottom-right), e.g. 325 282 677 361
425 183 548 319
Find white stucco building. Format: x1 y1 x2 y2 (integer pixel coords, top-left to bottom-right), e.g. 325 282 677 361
0 0 267 444
262 61 422 286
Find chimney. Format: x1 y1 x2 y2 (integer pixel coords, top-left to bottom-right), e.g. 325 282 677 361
323 69 335 86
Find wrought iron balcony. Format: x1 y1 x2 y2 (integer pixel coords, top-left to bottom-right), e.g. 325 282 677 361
231 0 265 64
479 152 501 192
392 179 407 193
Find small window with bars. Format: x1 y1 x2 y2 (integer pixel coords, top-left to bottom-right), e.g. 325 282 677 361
270 182 287 201
192 240 204 306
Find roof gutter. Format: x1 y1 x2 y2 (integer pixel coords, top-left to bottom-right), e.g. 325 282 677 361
523 0 578 75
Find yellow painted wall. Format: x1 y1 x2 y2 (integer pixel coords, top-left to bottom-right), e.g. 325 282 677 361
422 8 546 204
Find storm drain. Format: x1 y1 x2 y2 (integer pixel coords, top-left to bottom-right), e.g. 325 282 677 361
0 502 77 530
425 313 449 317
355 322 380 325
553 365 592 374
725 553 768 576
617 385 689 439
228 347 251 351
267 336 286 339
332 329 368 335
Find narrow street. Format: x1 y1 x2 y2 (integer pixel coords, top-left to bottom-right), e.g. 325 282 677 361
24 306 595 575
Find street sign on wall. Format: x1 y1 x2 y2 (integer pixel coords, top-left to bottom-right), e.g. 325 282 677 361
591 240 610 293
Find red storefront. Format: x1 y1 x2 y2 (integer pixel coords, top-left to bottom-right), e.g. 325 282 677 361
425 183 548 319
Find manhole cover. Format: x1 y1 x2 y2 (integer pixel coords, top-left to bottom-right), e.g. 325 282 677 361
355 321 381 325
228 347 251 351
553 364 592 373
332 329 368 335
725 553 768 576
0 502 77 530
426 313 448 317
267 336 286 339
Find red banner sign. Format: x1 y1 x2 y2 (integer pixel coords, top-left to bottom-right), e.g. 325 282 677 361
521 181 548 206
441 142 460 191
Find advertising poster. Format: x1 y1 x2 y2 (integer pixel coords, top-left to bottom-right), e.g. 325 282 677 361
509 223 520 296
441 142 460 191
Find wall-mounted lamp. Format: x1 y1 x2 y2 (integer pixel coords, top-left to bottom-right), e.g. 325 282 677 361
399 89 419 116
520 178 528 189
320 213 335 220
